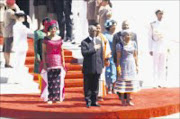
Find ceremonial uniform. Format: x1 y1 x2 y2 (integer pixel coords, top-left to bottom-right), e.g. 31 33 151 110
148 20 168 87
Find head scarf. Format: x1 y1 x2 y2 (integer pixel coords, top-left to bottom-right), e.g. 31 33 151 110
45 20 58 32
104 19 117 30
6 0 15 6
42 17 51 33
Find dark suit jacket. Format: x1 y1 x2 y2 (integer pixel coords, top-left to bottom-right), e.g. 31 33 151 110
112 31 138 64
81 37 104 74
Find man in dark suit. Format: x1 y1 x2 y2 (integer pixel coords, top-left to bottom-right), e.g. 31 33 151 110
81 25 104 108
112 20 138 65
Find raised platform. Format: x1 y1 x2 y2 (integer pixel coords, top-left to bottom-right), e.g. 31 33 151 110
0 88 179 119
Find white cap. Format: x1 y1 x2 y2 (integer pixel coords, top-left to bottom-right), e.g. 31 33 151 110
15 10 26 16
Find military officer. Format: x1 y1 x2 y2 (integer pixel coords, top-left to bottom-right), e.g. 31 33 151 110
148 9 169 88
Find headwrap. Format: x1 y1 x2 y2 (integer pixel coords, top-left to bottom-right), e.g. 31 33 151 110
120 30 132 43
6 0 15 6
42 17 51 33
45 20 58 32
121 30 131 37
42 17 51 26
104 19 117 29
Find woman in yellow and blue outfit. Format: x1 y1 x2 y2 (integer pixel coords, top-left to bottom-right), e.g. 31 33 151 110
104 19 117 94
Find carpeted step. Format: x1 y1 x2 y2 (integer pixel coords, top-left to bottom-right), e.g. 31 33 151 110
25 57 35 65
65 56 78 63
66 63 82 71
26 51 34 57
27 63 82 74
32 71 83 80
26 64 34 73
26 50 72 57
65 79 83 88
25 56 77 64
32 73 39 81
0 37 3 45
64 50 73 56
33 69 83 81
33 74 83 88
28 66 83 77
65 71 83 79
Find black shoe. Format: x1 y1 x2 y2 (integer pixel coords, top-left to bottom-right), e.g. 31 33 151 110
64 37 73 42
71 41 76 44
5 64 13 68
86 103 91 108
91 103 101 107
64 39 69 42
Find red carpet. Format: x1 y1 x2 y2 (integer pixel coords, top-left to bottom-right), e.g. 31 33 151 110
1 37 180 118
0 88 180 119
0 36 83 88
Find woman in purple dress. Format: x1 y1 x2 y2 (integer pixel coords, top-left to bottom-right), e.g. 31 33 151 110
41 20 66 104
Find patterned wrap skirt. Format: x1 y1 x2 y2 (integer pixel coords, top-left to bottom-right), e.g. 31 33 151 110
40 66 66 102
47 69 61 101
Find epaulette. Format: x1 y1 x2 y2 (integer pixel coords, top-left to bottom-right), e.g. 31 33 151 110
150 21 156 25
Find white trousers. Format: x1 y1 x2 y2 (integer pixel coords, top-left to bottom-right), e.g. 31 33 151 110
153 52 167 87
9 50 27 83
13 51 27 69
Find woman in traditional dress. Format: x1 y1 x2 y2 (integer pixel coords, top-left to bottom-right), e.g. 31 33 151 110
95 22 111 101
34 17 51 92
41 20 66 104
104 19 117 94
114 30 140 106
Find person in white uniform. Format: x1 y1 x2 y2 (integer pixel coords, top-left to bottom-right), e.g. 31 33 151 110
148 10 169 88
12 11 33 72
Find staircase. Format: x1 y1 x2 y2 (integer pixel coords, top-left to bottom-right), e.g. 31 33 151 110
25 38 83 88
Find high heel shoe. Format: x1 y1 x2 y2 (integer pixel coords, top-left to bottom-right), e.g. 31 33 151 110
47 101 53 104
127 101 134 106
55 101 61 104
